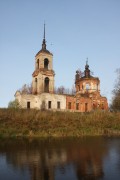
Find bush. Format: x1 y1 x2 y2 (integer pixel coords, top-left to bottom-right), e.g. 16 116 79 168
8 99 21 109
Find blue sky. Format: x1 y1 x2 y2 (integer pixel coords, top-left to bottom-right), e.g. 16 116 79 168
0 0 120 107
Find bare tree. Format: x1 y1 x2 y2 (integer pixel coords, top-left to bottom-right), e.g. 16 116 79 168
57 86 65 94
111 68 120 111
77 68 83 78
19 83 32 94
71 84 76 95
54 85 76 95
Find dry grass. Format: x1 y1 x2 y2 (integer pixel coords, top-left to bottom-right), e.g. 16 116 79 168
0 108 120 137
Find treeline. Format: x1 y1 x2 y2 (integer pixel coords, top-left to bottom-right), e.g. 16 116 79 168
54 85 75 95
17 84 76 95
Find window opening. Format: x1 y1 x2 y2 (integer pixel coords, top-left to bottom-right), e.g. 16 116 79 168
101 104 104 110
76 103 79 110
86 83 90 90
37 59 39 69
68 102 71 109
44 58 49 70
48 101 51 109
57 101 60 109
27 101 30 109
44 77 49 92
93 103 96 110
35 78 37 94
85 103 88 112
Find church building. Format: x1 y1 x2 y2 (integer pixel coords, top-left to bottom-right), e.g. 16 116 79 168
15 25 108 112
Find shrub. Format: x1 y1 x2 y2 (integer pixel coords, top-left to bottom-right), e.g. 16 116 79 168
8 99 21 109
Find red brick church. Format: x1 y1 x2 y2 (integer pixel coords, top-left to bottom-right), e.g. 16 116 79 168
66 61 108 112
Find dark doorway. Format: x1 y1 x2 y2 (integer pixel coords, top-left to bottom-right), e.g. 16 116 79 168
27 101 30 109
44 77 49 92
44 58 49 70
48 101 51 109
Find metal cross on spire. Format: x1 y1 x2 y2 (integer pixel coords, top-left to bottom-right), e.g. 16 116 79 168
86 57 88 65
44 21 45 40
42 22 46 50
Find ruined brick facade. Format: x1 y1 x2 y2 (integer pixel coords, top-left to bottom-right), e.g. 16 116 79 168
66 61 108 112
15 25 108 112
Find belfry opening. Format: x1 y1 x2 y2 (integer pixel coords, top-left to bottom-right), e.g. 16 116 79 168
44 77 49 92
44 58 49 70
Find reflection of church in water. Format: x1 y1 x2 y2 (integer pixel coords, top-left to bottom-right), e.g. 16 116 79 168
15 25 108 112
0 138 107 180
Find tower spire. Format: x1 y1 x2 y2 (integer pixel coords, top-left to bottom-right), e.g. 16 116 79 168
86 57 88 65
44 22 45 39
42 22 46 50
85 58 90 77
85 57 89 69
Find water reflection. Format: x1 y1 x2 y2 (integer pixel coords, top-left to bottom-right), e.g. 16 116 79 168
0 137 120 180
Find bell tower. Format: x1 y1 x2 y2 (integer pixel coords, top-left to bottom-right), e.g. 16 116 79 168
32 24 55 94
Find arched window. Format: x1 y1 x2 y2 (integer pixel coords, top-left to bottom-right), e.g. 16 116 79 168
44 77 49 92
93 103 96 110
44 58 49 70
101 104 104 110
35 78 37 94
37 59 39 69
97 83 99 90
35 78 37 82
86 83 90 90
85 103 88 112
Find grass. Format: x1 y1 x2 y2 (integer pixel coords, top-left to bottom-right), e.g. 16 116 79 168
0 108 120 137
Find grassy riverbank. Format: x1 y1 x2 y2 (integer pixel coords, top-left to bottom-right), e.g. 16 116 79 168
0 108 120 137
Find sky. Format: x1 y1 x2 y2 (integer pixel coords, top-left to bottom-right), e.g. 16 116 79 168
0 0 120 107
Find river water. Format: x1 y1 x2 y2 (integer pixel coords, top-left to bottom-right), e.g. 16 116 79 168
0 137 120 180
